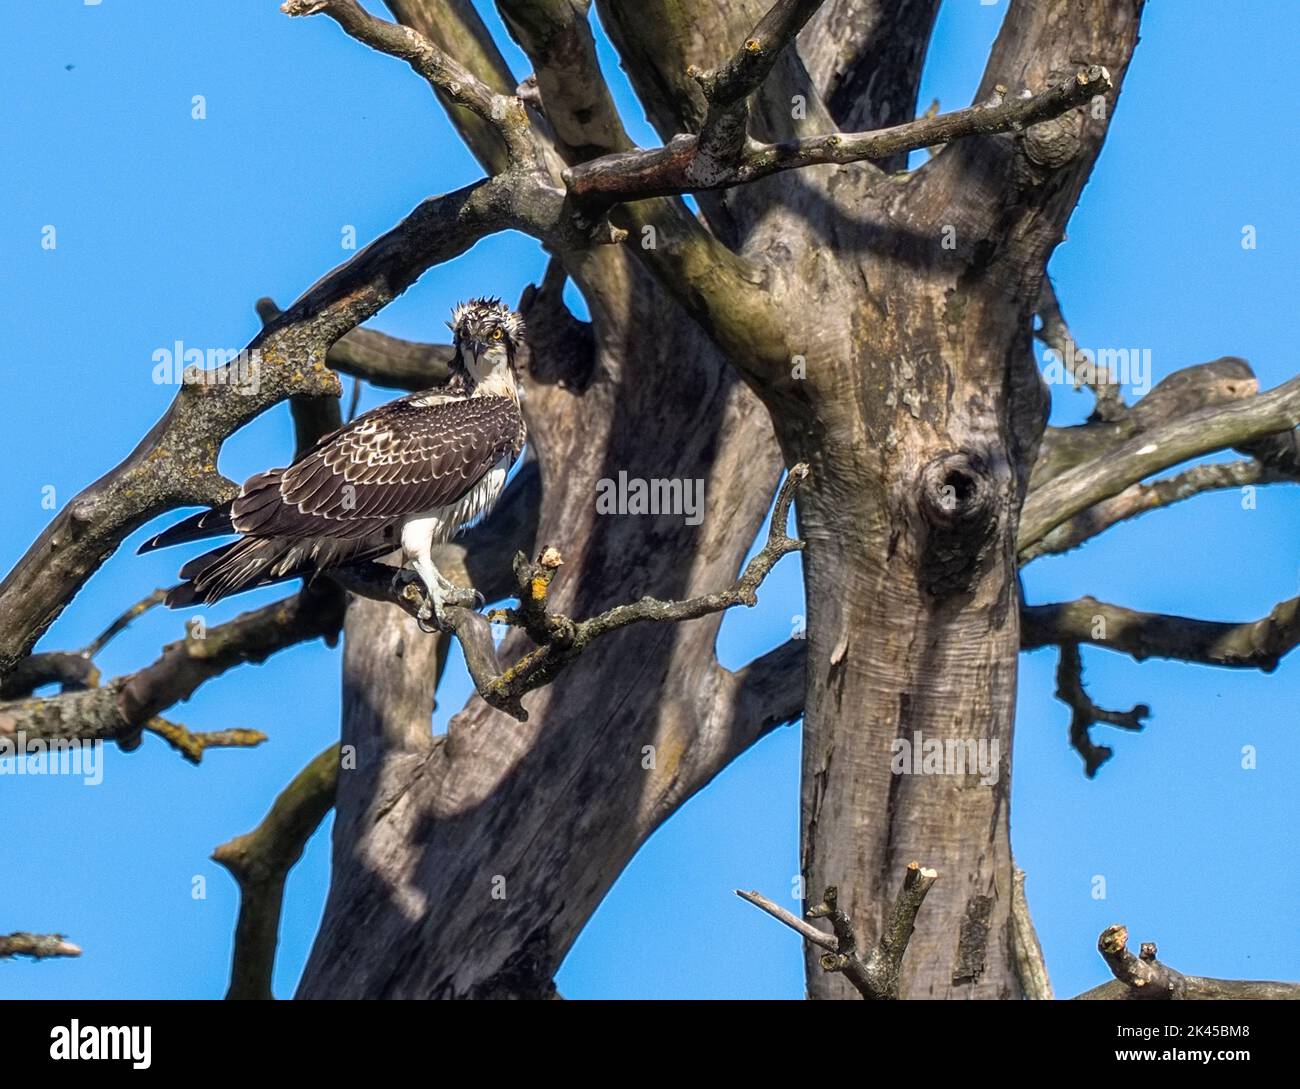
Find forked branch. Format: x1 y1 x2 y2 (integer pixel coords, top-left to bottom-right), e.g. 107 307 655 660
687 0 824 174
1076 925 1300 1001
1022 373 1300 548
0 588 344 763
739 861 939 999
1021 460 1284 563
1054 643 1148 778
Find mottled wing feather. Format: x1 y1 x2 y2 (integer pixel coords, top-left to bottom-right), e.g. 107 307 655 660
231 394 524 540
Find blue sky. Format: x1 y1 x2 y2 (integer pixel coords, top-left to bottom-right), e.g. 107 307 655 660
1 0 1296 999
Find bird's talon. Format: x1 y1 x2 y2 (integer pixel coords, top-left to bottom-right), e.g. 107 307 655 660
415 598 447 634
443 585 481 610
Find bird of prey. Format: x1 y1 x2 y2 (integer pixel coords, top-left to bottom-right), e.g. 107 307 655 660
140 297 527 630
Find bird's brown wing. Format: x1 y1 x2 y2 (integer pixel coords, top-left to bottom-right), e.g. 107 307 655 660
231 394 525 540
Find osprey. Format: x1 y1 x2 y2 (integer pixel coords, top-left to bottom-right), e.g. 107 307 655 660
140 297 527 630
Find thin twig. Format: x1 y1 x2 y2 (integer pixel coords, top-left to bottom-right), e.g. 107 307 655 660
740 862 938 999
1035 277 1127 421
735 889 837 950
145 719 268 766
338 464 810 721
82 588 168 659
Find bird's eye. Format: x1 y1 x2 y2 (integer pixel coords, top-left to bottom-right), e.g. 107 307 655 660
491 328 504 341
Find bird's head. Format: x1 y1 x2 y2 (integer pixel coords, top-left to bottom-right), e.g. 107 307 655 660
448 297 525 392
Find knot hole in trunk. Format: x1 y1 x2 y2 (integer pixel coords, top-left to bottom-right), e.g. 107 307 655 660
916 451 999 599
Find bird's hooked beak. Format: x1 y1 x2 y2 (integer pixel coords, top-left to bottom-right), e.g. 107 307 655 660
447 321 484 366
454 334 486 367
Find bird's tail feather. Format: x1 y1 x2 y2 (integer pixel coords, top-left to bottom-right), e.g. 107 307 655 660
165 535 391 607
138 502 237 554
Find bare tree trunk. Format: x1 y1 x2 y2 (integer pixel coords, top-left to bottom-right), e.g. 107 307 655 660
790 279 1037 999
782 0 1142 999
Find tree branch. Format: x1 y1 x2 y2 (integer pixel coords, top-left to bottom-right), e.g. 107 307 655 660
1022 594 1300 672
83 588 170 659
735 889 837 950
1054 642 1148 778
1036 275 1127 422
256 297 455 392
496 0 631 160
0 588 344 761
565 65 1111 204
1011 868 1054 1000
606 196 789 385
338 464 808 721
0 933 82 960
213 745 340 1000
1021 459 1284 563
686 0 824 175
383 0 523 173
0 589 165 701
0 653 99 701
146 720 269 766
1076 925 1300 1001
282 0 535 167
1021 374 1300 549
728 638 807 734
1032 357 1260 488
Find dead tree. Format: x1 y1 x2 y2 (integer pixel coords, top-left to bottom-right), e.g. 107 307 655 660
4 0 1299 999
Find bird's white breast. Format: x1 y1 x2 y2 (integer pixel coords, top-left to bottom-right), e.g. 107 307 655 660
400 457 512 556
